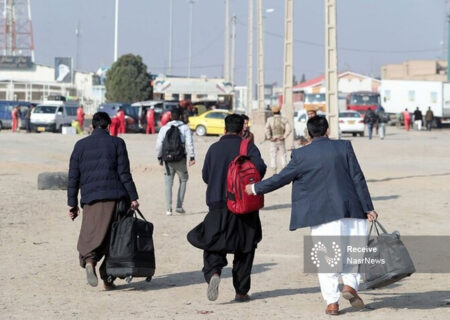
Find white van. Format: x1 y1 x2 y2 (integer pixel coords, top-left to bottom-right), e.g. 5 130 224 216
31 101 78 133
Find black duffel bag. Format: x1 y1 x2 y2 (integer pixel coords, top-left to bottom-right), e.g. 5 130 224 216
359 220 415 290
106 208 156 283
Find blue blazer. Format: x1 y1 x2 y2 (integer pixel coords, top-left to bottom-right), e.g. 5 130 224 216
254 137 374 230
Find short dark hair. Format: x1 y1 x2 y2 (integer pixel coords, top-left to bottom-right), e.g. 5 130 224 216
225 114 244 134
241 114 249 121
171 107 182 120
92 112 111 129
307 116 328 138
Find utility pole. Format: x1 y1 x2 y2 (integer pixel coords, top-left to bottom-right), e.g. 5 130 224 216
224 0 230 82
168 0 174 75
325 0 339 138
247 0 254 113
257 0 265 111
447 9 450 82
75 20 81 70
282 0 294 149
114 0 119 62
231 14 237 111
188 0 195 78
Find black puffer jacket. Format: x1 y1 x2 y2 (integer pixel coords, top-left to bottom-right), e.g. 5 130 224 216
67 128 138 207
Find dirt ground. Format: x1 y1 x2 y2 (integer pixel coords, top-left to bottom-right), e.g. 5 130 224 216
1 126 449 320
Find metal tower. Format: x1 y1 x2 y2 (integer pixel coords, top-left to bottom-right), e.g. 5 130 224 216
0 0 35 61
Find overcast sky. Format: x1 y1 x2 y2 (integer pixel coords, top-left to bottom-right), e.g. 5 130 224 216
32 0 448 85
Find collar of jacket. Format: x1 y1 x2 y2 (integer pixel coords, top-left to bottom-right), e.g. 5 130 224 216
311 136 329 143
220 134 242 141
91 128 109 136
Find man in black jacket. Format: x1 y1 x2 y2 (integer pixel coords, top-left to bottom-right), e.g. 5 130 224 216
67 112 139 290
187 114 266 302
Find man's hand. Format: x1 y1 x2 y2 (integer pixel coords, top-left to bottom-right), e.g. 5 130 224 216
158 159 163 166
367 210 378 222
279 137 285 141
131 200 140 210
189 160 196 167
270 138 276 142
245 184 254 195
69 206 79 220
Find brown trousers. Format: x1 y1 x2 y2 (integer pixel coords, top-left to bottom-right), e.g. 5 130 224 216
77 200 116 280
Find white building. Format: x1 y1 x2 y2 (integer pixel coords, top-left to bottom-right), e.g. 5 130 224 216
0 63 104 114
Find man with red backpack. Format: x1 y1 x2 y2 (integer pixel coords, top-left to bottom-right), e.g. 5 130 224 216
187 114 266 303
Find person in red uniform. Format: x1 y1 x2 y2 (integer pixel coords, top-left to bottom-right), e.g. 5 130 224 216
110 116 119 136
160 110 171 127
117 108 126 134
76 105 85 130
402 108 411 131
146 106 156 134
11 106 19 132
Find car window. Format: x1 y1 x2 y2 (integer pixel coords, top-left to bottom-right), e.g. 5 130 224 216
34 106 58 114
339 112 361 118
300 114 307 121
57 107 63 113
65 107 77 116
206 112 228 119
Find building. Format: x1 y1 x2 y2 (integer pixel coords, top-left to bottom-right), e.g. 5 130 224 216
381 60 447 82
0 63 104 114
152 75 233 107
293 71 380 94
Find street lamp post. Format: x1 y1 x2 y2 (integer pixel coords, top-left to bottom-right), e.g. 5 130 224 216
188 0 196 78
114 0 119 62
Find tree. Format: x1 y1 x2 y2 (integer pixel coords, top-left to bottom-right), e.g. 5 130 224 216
105 54 152 103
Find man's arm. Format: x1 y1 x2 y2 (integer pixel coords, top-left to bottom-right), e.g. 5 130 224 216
248 143 267 178
117 139 139 201
346 141 374 212
252 154 300 195
265 118 272 140
183 125 195 165
67 144 80 208
202 148 211 184
155 126 167 159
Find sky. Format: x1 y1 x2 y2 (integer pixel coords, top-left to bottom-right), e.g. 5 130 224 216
31 0 448 86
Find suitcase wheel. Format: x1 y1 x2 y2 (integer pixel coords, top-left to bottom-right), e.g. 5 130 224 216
145 276 152 282
125 276 133 284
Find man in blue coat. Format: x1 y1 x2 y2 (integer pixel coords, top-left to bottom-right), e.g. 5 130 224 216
67 112 139 290
245 116 378 315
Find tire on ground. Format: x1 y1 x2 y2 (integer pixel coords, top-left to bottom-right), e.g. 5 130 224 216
37 172 68 190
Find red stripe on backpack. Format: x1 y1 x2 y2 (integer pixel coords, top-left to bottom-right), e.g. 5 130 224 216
226 139 264 214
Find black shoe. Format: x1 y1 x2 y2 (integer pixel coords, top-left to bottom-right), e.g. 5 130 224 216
235 294 250 302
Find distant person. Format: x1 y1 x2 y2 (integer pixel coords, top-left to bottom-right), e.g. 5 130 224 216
11 106 19 132
67 112 139 290
77 105 85 130
116 107 126 134
363 107 378 140
160 110 171 127
376 106 389 140
413 107 423 131
156 108 195 216
187 114 266 302
265 106 291 174
402 108 411 131
301 109 317 145
110 115 119 137
425 107 434 131
146 106 156 134
241 114 254 143
245 116 378 315
24 105 34 133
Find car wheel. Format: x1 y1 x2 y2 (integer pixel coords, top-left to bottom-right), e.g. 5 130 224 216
0 121 2 131
195 125 206 136
352 133 357 137
359 132 365 137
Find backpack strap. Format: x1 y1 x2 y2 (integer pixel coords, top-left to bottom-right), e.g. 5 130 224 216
239 138 250 156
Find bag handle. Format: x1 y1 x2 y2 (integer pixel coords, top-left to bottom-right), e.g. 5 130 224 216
239 138 250 156
367 219 388 241
133 208 148 222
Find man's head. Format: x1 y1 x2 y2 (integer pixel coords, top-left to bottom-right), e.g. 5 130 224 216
241 114 250 131
171 107 182 121
225 114 244 134
428 106 431 110
307 109 317 119
92 112 111 129
271 106 281 115
416 107 419 110
405 108 408 111
307 116 329 138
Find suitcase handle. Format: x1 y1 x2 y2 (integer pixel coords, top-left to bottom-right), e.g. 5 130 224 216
367 219 388 242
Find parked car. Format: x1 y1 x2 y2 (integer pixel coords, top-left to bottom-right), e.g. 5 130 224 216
188 109 232 136
30 101 78 133
0 100 33 131
339 111 365 137
293 109 326 139
131 100 179 132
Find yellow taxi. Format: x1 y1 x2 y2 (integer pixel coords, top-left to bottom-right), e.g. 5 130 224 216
188 109 232 136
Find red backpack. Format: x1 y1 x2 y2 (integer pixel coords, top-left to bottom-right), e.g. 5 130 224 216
226 139 264 214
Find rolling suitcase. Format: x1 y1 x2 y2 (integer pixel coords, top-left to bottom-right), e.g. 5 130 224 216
106 208 156 283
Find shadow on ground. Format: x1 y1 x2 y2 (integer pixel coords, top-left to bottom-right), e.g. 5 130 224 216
367 173 450 183
115 262 277 292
